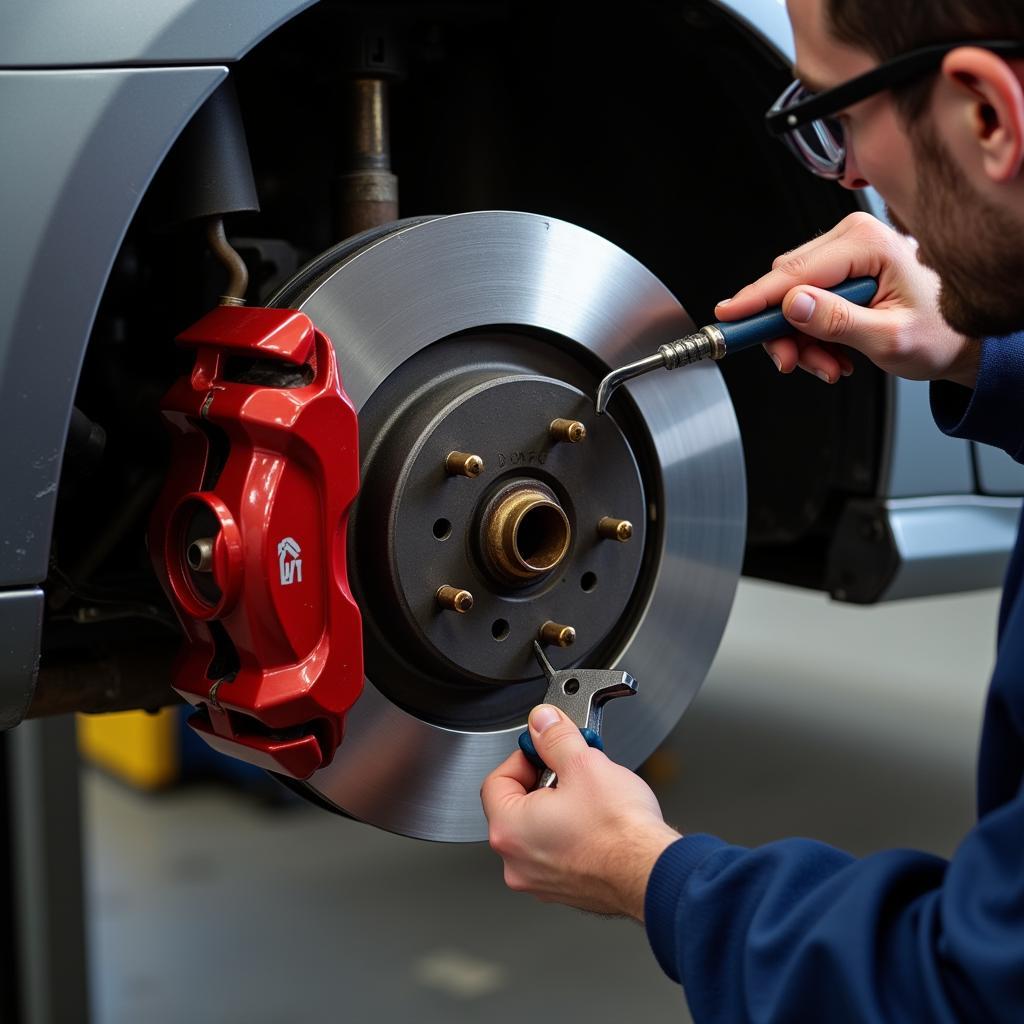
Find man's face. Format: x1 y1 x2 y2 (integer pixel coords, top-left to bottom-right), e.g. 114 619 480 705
905 122 1024 338
787 0 1024 338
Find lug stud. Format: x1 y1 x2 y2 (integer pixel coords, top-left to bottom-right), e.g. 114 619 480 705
549 418 586 444
445 451 485 477
186 537 215 573
597 517 633 542
539 620 576 647
436 585 474 613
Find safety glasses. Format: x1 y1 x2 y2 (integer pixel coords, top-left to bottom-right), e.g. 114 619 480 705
765 39 1024 179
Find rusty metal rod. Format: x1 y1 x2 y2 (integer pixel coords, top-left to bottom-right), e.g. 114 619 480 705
206 216 248 305
335 78 399 238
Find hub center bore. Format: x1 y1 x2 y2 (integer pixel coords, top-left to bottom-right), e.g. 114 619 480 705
482 483 571 584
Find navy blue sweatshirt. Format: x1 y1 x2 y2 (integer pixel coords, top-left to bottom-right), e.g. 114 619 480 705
645 335 1024 1023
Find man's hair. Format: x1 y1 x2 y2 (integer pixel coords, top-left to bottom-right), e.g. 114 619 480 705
827 0 1024 117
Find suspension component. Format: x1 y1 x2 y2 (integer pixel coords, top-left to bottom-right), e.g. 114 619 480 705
334 24 402 238
149 305 363 780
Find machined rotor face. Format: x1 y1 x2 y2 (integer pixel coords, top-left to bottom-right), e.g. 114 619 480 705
271 212 746 841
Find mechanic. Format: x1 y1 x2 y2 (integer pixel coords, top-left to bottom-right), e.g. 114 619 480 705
481 0 1024 1019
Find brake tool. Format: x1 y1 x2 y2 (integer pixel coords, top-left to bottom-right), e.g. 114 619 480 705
517 641 638 789
594 276 879 413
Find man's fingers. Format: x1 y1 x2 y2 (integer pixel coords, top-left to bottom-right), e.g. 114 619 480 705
781 284 884 359
820 341 856 378
764 337 799 373
716 240 881 322
795 344 845 384
529 704 591 778
765 337 855 381
720 246 860 318
768 218 852 272
502 747 540 789
481 749 533 816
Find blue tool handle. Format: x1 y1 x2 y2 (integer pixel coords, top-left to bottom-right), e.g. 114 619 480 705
518 727 603 773
713 276 879 355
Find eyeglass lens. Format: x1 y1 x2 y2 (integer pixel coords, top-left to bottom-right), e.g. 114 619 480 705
775 82 847 179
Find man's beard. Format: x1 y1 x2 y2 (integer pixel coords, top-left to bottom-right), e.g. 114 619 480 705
885 122 1024 339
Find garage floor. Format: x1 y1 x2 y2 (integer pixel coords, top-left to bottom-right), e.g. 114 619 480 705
83 579 999 1023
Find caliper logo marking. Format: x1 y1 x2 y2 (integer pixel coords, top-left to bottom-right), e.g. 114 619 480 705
277 537 303 585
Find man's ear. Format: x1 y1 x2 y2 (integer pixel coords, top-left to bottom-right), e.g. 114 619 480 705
941 47 1024 183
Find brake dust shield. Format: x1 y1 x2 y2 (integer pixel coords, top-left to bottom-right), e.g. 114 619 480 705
271 211 745 841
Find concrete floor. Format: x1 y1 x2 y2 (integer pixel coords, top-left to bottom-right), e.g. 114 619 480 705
83 579 1000 1023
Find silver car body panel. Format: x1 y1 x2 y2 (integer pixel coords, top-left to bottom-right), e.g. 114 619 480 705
0 67 227 587
974 439 1024 495
885 377 1024 497
882 496 1020 600
883 371 975 497
710 0 796 56
0 0 315 67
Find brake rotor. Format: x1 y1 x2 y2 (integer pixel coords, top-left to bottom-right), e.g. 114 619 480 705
271 211 745 841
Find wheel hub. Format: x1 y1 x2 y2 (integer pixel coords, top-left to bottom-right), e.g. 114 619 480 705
352 345 648 700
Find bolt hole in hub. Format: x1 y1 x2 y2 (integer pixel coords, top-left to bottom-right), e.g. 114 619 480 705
563 678 580 695
267 212 745 841
432 517 452 540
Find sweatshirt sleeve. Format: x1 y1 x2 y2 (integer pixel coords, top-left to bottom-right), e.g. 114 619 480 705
644 784 1024 1023
930 333 1024 460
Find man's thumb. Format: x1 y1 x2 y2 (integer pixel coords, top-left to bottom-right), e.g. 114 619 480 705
529 704 589 776
782 285 865 348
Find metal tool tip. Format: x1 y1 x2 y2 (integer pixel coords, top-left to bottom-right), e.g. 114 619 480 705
594 351 667 415
532 639 555 679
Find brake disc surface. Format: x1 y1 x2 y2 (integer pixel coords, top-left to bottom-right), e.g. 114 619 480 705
271 211 745 841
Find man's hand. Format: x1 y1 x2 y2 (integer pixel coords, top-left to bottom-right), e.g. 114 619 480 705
481 704 681 920
716 211 979 388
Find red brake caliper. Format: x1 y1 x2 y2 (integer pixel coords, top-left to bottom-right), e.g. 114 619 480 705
149 305 363 780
